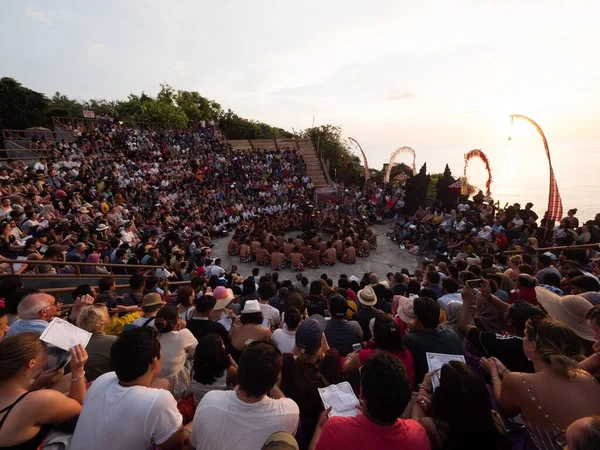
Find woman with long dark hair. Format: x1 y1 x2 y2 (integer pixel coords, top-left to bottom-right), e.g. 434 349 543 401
190 334 237 406
412 361 509 450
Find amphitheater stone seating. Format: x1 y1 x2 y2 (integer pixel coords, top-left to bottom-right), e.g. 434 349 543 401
249 139 278 151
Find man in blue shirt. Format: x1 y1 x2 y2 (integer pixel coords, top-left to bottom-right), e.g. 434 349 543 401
6 293 58 336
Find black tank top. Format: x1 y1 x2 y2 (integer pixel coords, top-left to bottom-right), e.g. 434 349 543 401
0 391 52 450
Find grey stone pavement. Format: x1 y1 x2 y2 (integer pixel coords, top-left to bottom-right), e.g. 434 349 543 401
210 223 423 281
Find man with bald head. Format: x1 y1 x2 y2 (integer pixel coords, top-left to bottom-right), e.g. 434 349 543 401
6 293 59 336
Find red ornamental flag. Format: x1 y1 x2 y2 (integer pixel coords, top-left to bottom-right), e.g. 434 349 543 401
509 115 563 222
547 167 563 222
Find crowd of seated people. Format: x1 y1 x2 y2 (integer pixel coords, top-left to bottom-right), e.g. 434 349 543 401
1 230 600 449
2 119 600 449
0 122 314 277
389 196 599 259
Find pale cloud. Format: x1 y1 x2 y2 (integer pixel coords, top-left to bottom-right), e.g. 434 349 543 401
385 91 416 101
173 61 191 76
25 9 51 25
84 40 110 55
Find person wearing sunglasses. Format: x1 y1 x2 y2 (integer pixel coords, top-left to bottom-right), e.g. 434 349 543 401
5 293 59 336
482 317 600 450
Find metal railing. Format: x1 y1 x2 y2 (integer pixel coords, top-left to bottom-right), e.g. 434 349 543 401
1 258 165 277
504 243 600 255
40 280 190 295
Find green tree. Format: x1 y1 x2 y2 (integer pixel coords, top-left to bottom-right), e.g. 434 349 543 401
47 92 83 119
83 99 118 117
0 77 49 131
428 173 442 197
300 125 356 176
176 90 222 124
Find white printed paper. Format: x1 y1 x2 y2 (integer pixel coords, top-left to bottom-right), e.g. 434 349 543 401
426 352 466 390
40 317 92 351
318 381 360 417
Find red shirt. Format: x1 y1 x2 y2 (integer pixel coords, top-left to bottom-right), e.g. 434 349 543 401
358 349 415 389
509 287 538 306
315 414 430 450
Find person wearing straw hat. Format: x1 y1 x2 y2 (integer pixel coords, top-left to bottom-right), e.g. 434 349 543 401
535 287 596 355
261 432 299 450
352 286 383 341
129 292 166 329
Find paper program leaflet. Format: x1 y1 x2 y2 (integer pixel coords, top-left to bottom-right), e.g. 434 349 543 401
318 381 360 417
40 317 92 351
426 352 466 390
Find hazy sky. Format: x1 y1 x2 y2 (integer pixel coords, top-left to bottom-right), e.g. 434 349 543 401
2 0 600 178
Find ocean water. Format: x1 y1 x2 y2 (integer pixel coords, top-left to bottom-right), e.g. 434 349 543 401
370 136 600 223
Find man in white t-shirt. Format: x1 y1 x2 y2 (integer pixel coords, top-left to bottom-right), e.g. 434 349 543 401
257 282 281 329
192 342 299 450
70 327 190 450
205 258 225 278
120 222 138 246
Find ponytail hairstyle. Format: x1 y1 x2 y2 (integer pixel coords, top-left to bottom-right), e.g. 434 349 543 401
525 317 583 378
0 332 44 382
154 304 178 334
372 314 405 351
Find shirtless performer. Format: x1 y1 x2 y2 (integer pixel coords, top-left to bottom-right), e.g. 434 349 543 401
322 242 336 266
368 229 377 250
255 243 271 266
282 238 294 259
228 234 241 256
333 235 343 258
341 241 356 264
308 244 321 269
358 239 370 258
290 247 305 272
270 246 288 271
239 238 252 263
293 235 304 249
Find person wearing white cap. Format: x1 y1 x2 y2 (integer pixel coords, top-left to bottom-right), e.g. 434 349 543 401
230 300 272 362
